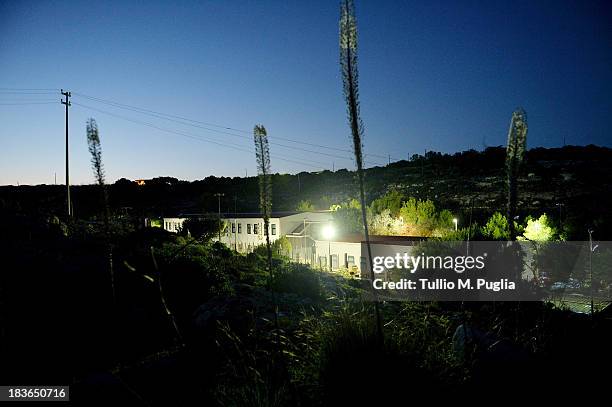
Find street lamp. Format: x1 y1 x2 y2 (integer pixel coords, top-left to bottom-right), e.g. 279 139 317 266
322 224 335 271
214 193 225 242
588 228 596 315
453 218 458 232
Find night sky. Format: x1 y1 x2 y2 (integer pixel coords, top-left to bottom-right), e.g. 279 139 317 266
1 0 610 185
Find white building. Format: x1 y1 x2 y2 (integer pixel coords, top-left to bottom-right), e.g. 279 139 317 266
162 211 425 278
312 234 425 278
162 211 334 254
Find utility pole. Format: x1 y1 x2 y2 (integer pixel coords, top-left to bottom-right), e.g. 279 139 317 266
234 195 238 250
61 89 72 217
388 154 391 166
421 149 426 182
214 193 225 241
588 228 594 316
297 172 301 193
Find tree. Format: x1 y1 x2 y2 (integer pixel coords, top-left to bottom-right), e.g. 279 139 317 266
254 124 281 345
399 197 439 236
339 0 383 342
436 209 455 233
179 217 223 242
370 190 405 216
519 214 556 242
273 236 292 257
331 199 367 234
296 200 315 211
481 212 510 240
86 118 115 304
370 209 404 235
505 108 528 240
114 177 133 186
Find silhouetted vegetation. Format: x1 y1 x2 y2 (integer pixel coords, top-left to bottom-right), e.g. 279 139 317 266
1 215 611 404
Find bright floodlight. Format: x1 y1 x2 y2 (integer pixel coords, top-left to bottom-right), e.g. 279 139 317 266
322 224 335 240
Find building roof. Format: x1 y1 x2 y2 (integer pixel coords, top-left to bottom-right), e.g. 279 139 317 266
316 233 427 245
173 211 330 219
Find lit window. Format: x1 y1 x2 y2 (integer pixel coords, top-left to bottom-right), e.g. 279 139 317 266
271 224 277 235
247 224 252 234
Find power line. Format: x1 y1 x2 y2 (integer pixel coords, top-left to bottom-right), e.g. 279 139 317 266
1 88 399 163
0 91 58 95
73 92 371 164
0 98 58 102
0 87 397 166
61 90 72 217
0 101 57 105
72 101 326 170
74 92 384 166
71 91 395 163
0 87 59 91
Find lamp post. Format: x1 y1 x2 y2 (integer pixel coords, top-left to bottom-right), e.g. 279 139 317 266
453 218 458 232
322 224 335 272
588 228 595 315
214 193 224 242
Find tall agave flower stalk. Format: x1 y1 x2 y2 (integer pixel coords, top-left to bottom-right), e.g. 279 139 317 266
505 108 528 240
339 0 383 342
86 118 115 303
253 125 279 329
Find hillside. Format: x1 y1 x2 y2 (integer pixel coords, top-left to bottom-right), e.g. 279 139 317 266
2 145 611 238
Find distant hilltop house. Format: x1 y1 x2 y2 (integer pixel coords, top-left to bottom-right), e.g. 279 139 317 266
134 179 146 186
160 211 425 278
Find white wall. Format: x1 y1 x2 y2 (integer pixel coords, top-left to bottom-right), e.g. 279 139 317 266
162 217 185 233
162 211 333 254
313 239 362 271
220 217 282 253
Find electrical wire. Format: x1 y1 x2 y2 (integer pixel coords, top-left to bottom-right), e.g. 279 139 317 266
0 101 57 105
72 101 327 170
0 87 397 167
71 91 395 163
73 92 372 164
0 87 59 91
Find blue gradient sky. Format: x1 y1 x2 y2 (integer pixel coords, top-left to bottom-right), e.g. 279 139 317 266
1 0 610 185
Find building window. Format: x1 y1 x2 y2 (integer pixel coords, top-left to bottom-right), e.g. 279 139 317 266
347 255 355 267
319 256 327 268
271 224 277 235
231 223 236 233
247 224 251 234
238 223 242 234
331 254 339 270
253 224 259 235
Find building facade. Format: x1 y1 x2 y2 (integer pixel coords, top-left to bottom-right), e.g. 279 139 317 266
162 211 425 278
162 211 334 254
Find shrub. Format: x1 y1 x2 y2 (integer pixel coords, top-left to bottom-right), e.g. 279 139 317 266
272 263 323 301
